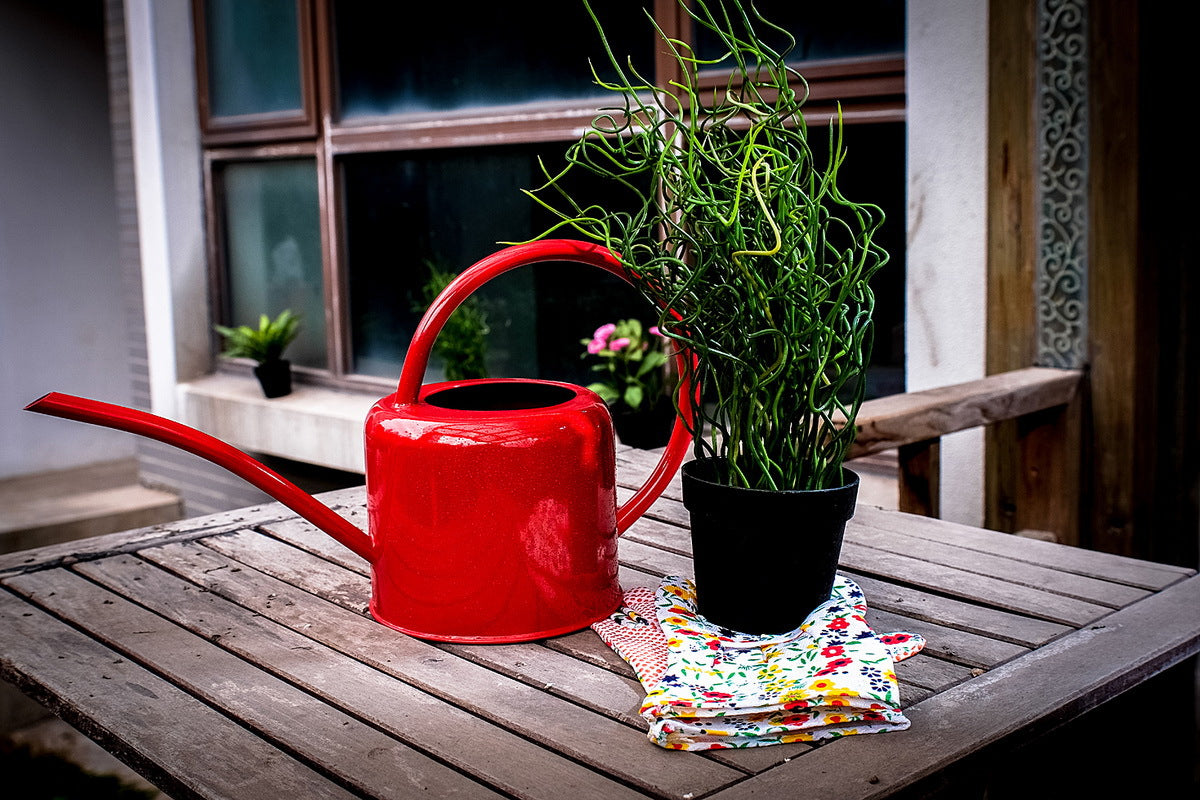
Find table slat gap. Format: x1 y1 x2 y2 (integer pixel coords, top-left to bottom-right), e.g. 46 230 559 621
838 541 1111 627
844 572 1073 648
844 525 1148 609
852 505 1194 588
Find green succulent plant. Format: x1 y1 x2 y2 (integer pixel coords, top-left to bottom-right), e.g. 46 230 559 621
214 309 300 364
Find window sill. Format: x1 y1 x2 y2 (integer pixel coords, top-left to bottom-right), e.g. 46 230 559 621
177 374 382 473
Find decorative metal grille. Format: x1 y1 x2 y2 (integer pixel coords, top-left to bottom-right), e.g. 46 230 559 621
1035 0 1088 368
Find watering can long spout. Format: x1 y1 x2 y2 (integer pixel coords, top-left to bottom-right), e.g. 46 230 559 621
24 392 375 562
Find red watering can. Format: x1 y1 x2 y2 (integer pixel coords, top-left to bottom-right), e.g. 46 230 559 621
26 240 694 643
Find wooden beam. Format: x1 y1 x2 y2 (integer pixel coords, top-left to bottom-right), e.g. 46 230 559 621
1087 0 1140 557
850 367 1082 458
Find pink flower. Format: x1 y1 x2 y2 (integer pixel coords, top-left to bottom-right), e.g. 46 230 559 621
608 337 631 352
593 323 616 343
649 326 664 337
586 338 606 354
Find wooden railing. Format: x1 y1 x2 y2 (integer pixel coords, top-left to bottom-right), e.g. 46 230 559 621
850 367 1084 525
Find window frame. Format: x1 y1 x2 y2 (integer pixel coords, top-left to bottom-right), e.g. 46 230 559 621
197 0 906 393
192 0 319 144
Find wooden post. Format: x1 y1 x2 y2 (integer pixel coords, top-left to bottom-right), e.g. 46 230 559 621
898 439 940 518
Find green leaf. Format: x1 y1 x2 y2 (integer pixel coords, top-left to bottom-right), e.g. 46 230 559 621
587 382 619 404
623 385 644 410
636 350 667 376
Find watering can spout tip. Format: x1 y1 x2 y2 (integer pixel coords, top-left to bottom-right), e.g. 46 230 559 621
25 393 53 411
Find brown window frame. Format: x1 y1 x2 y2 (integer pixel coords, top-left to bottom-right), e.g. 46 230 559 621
192 0 319 145
197 0 906 392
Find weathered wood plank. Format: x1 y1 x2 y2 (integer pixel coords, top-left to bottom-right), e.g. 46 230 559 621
7 566 502 800
0 586 358 800
440 640 649 728
77 550 657 800
846 520 1151 608
847 572 1071 648
898 438 940 517
894 654 975 693
707 574 1200 800
850 367 1082 457
143 537 743 799
853 505 1192 589
866 608 1030 670
839 540 1108 626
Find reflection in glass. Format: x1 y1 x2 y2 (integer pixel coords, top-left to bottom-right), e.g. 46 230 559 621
204 0 303 118
340 144 650 382
221 160 326 369
693 0 904 66
333 0 653 117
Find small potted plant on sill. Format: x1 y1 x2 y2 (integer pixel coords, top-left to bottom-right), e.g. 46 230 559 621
524 0 888 633
582 318 675 449
414 262 490 381
214 309 301 398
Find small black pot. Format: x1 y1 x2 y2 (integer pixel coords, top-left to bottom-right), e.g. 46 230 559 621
254 359 292 398
612 400 675 449
681 458 860 635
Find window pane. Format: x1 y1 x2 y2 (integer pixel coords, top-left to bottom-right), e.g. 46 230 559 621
220 159 326 369
808 121 906 398
341 145 651 382
694 0 904 65
333 1 653 118
204 0 303 118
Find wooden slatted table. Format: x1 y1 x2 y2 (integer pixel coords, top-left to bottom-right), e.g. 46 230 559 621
2 447 1197 799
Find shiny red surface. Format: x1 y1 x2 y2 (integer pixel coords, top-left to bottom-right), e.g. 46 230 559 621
370 239 694 641
26 240 694 643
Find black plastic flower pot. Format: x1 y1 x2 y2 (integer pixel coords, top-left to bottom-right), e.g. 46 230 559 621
681 458 860 635
254 359 292 399
612 400 675 450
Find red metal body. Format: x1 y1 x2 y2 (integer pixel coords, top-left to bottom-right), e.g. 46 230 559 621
26 240 694 643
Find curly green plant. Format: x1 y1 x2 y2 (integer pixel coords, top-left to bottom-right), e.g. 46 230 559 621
415 262 490 380
214 309 300 364
523 0 888 491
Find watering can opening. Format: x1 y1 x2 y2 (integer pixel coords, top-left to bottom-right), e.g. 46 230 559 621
423 381 577 412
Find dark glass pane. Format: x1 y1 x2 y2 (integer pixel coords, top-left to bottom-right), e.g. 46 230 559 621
333 0 653 117
220 159 326 369
693 0 904 65
340 145 652 382
807 121 906 398
204 0 303 118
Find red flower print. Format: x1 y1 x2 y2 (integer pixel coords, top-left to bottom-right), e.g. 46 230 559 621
827 618 850 631
879 633 912 645
701 690 734 700
816 657 854 675
821 645 845 658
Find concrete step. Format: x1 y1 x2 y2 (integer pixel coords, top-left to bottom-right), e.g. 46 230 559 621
0 460 182 555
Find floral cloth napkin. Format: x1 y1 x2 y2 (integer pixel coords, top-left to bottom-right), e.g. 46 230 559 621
592 575 924 750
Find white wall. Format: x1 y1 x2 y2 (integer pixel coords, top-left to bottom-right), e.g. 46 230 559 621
906 0 989 525
125 0 208 416
0 1 135 478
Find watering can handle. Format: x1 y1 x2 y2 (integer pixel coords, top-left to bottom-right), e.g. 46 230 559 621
396 239 696 534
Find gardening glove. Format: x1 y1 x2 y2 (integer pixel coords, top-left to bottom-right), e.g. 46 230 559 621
592 575 924 751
